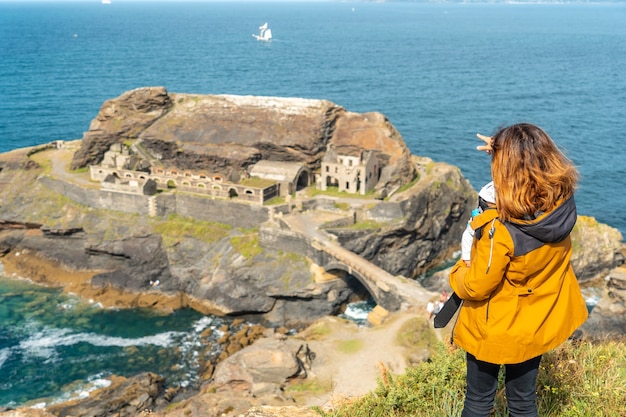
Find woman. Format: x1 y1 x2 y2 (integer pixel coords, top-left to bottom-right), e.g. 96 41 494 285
449 123 588 417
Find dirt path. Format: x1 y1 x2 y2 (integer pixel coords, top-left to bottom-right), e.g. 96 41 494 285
292 311 431 409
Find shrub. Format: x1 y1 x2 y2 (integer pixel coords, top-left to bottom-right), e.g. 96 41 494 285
316 339 626 417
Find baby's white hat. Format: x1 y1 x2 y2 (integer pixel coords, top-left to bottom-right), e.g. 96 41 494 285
479 181 496 203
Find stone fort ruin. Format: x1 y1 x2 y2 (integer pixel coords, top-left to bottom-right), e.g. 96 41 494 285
90 141 379 205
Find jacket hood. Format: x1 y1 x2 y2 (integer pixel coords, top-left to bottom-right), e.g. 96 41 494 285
505 196 577 257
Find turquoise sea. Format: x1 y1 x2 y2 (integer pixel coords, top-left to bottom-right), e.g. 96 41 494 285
1 1 625 407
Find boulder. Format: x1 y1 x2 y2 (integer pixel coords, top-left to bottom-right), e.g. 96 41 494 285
570 216 624 283
581 265 626 340
210 335 311 396
46 372 164 417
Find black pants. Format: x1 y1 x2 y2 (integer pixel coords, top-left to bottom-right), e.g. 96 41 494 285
461 352 542 417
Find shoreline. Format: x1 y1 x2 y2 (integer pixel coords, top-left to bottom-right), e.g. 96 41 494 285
0 248 230 316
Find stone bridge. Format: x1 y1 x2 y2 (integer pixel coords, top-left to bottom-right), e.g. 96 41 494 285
312 240 436 312
260 211 437 312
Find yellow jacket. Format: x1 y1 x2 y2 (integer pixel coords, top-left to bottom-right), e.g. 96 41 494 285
449 196 588 364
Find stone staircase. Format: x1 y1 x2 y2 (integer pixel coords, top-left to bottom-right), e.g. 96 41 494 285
148 196 158 217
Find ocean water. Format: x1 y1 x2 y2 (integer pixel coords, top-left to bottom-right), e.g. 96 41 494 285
0 276 227 407
1 1 625 407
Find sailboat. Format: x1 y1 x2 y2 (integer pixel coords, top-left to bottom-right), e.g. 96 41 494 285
252 22 272 42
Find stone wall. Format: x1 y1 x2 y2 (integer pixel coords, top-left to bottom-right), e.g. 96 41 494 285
91 164 274 205
174 193 269 228
39 177 269 228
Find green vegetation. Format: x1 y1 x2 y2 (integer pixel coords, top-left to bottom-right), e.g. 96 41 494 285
315 340 626 417
150 214 232 246
264 195 286 205
288 377 334 395
395 317 440 356
305 185 378 199
230 230 262 260
274 251 311 289
347 220 384 231
71 166 89 174
334 202 351 211
240 177 275 188
28 152 53 174
278 251 307 264
395 175 420 194
302 321 334 340
337 339 364 354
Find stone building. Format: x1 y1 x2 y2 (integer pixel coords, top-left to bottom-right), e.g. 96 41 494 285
90 144 281 205
101 143 131 169
247 160 311 197
90 142 378 205
101 174 158 196
319 146 379 195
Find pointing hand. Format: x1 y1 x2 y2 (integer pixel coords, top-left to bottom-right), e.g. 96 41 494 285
476 133 494 154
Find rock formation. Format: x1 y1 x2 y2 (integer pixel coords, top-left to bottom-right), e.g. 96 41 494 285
0 88 475 329
70 87 416 196
46 373 165 417
71 87 173 170
582 265 626 340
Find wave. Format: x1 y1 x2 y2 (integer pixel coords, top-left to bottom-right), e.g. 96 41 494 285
192 315 215 333
340 300 376 325
0 348 10 370
17 326 187 360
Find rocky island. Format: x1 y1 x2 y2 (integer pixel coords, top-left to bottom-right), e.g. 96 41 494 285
0 87 624 417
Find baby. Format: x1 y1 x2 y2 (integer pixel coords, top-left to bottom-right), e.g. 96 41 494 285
461 181 496 266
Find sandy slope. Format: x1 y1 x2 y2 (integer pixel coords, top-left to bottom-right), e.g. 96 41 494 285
290 310 437 410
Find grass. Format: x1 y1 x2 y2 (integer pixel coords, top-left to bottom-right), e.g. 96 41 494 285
239 177 276 188
305 185 378 199
395 175 420 194
300 320 334 340
28 151 53 174
288 377 335 395
230 229 262 260
149 214 232 246
334 202 351 211
337 339 363 354
264 195 286 205
394 316 440 359
347 220 384 231
315 339 626 417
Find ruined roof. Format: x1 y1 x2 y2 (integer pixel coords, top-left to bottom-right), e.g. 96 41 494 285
248 160 307 183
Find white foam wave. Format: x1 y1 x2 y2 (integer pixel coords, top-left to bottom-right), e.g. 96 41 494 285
585 295 601 307
192 315 214 333
42 374 114 406
18 326 187 358
0 347 10 370
73 377 112 401
342 301 374 322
